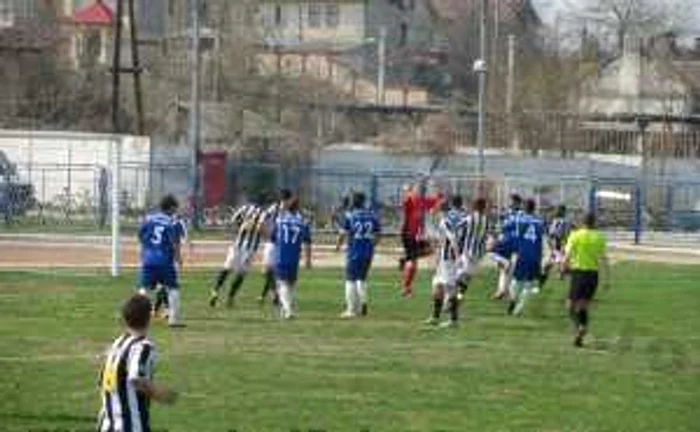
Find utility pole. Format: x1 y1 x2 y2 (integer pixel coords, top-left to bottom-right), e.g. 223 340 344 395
506 34 517 151
111 0 125 134
376 26 386 105
128 0 144 134
189 0 202 229
475 0 488 185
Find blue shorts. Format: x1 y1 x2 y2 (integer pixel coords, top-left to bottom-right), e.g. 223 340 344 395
275 265 299 284
346 256 373 281
140 264 179 289
513 259 541 282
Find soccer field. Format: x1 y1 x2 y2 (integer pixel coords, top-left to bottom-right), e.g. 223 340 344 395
0 263 698 432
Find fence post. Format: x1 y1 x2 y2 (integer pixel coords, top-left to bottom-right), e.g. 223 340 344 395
633 184 642 245
664 183 674 231
587 180 597 218
370 172 379 211
111 136 122 277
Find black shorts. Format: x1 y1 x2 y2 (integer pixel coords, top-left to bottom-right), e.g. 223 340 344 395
402 234 420 261
569 270 599 301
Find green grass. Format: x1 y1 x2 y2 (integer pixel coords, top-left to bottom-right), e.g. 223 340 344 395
0 263 699 432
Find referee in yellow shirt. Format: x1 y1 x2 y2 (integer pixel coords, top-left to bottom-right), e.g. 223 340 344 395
562 212 610 347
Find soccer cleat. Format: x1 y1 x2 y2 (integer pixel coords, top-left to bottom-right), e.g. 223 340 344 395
457 293 464 301
340 311 356 319
574 335 584 348
507 301 516 316
531 286 541 295
402 289 414 299
361 303 368 317
424 317 439 326
439 320 458 329
208 291 219 308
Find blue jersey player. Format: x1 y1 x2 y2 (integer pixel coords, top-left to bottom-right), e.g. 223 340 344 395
508 199 544 317
336 192 381 318
272 199 312 319
491 194 523 300
138 195 184 328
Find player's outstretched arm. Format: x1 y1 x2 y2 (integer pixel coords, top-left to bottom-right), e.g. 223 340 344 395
132 378 178 405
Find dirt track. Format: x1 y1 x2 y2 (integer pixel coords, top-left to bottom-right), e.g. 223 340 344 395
0 234 697 269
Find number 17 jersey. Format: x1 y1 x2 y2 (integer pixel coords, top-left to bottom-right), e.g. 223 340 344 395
273 212 311 282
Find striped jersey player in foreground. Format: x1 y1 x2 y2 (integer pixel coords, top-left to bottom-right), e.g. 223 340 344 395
97 294 177 432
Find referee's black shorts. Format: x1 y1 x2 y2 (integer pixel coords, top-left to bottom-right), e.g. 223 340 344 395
569 270 599 302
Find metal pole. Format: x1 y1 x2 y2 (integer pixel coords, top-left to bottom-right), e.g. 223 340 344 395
111 137 122 277
190 0 202 229
476 0 488 184
376 26 386 105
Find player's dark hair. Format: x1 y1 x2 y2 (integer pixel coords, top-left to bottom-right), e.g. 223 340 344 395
122 294 152 331
279 189 293 201
451 195 463 209
556 205 567 217
583 212 596 228
352 192 366 209
473 197 487 212
510 194 522 208
160 194 179 214
524 199 536 214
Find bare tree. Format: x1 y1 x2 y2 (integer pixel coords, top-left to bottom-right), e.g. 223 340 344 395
562 0 696 52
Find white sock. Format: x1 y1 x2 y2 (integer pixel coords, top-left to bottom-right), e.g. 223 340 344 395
513 284 531 316
508 280 518 303
345 281 357 314
167 289 181 325
356 280 367 306
278 281 293 318
497 269 510 296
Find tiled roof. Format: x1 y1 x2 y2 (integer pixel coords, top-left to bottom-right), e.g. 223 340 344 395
427 0 540 24
72 0 114 26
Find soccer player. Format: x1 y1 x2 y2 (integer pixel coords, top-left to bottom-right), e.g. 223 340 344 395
426 195 466 328
400 182 443 297
138 195 184 328
259 189 294 303
492 194 524 300
97 294 177 432
507 199 545 317
209 203 265 308
456 197 492 300
540 204 572 287
152 212 189 318
272 198 312 319
562 212 609 347
336 192 381 318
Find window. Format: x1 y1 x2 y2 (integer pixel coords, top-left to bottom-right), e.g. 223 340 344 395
325 3 339 28
274 4 283 26
400 22 408 46
308 3 321 28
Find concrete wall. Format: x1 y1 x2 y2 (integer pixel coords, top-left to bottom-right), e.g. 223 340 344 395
0 130 150 207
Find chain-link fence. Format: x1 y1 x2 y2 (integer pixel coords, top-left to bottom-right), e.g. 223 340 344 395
4 155 700 244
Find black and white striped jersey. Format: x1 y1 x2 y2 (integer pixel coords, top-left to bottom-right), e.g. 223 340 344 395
461 211 492 261
231 204 265 254
437 209 468 263
97 334 156 432
548 217 571 250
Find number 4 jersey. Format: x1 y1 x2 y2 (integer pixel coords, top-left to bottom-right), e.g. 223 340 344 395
513 214 545 281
